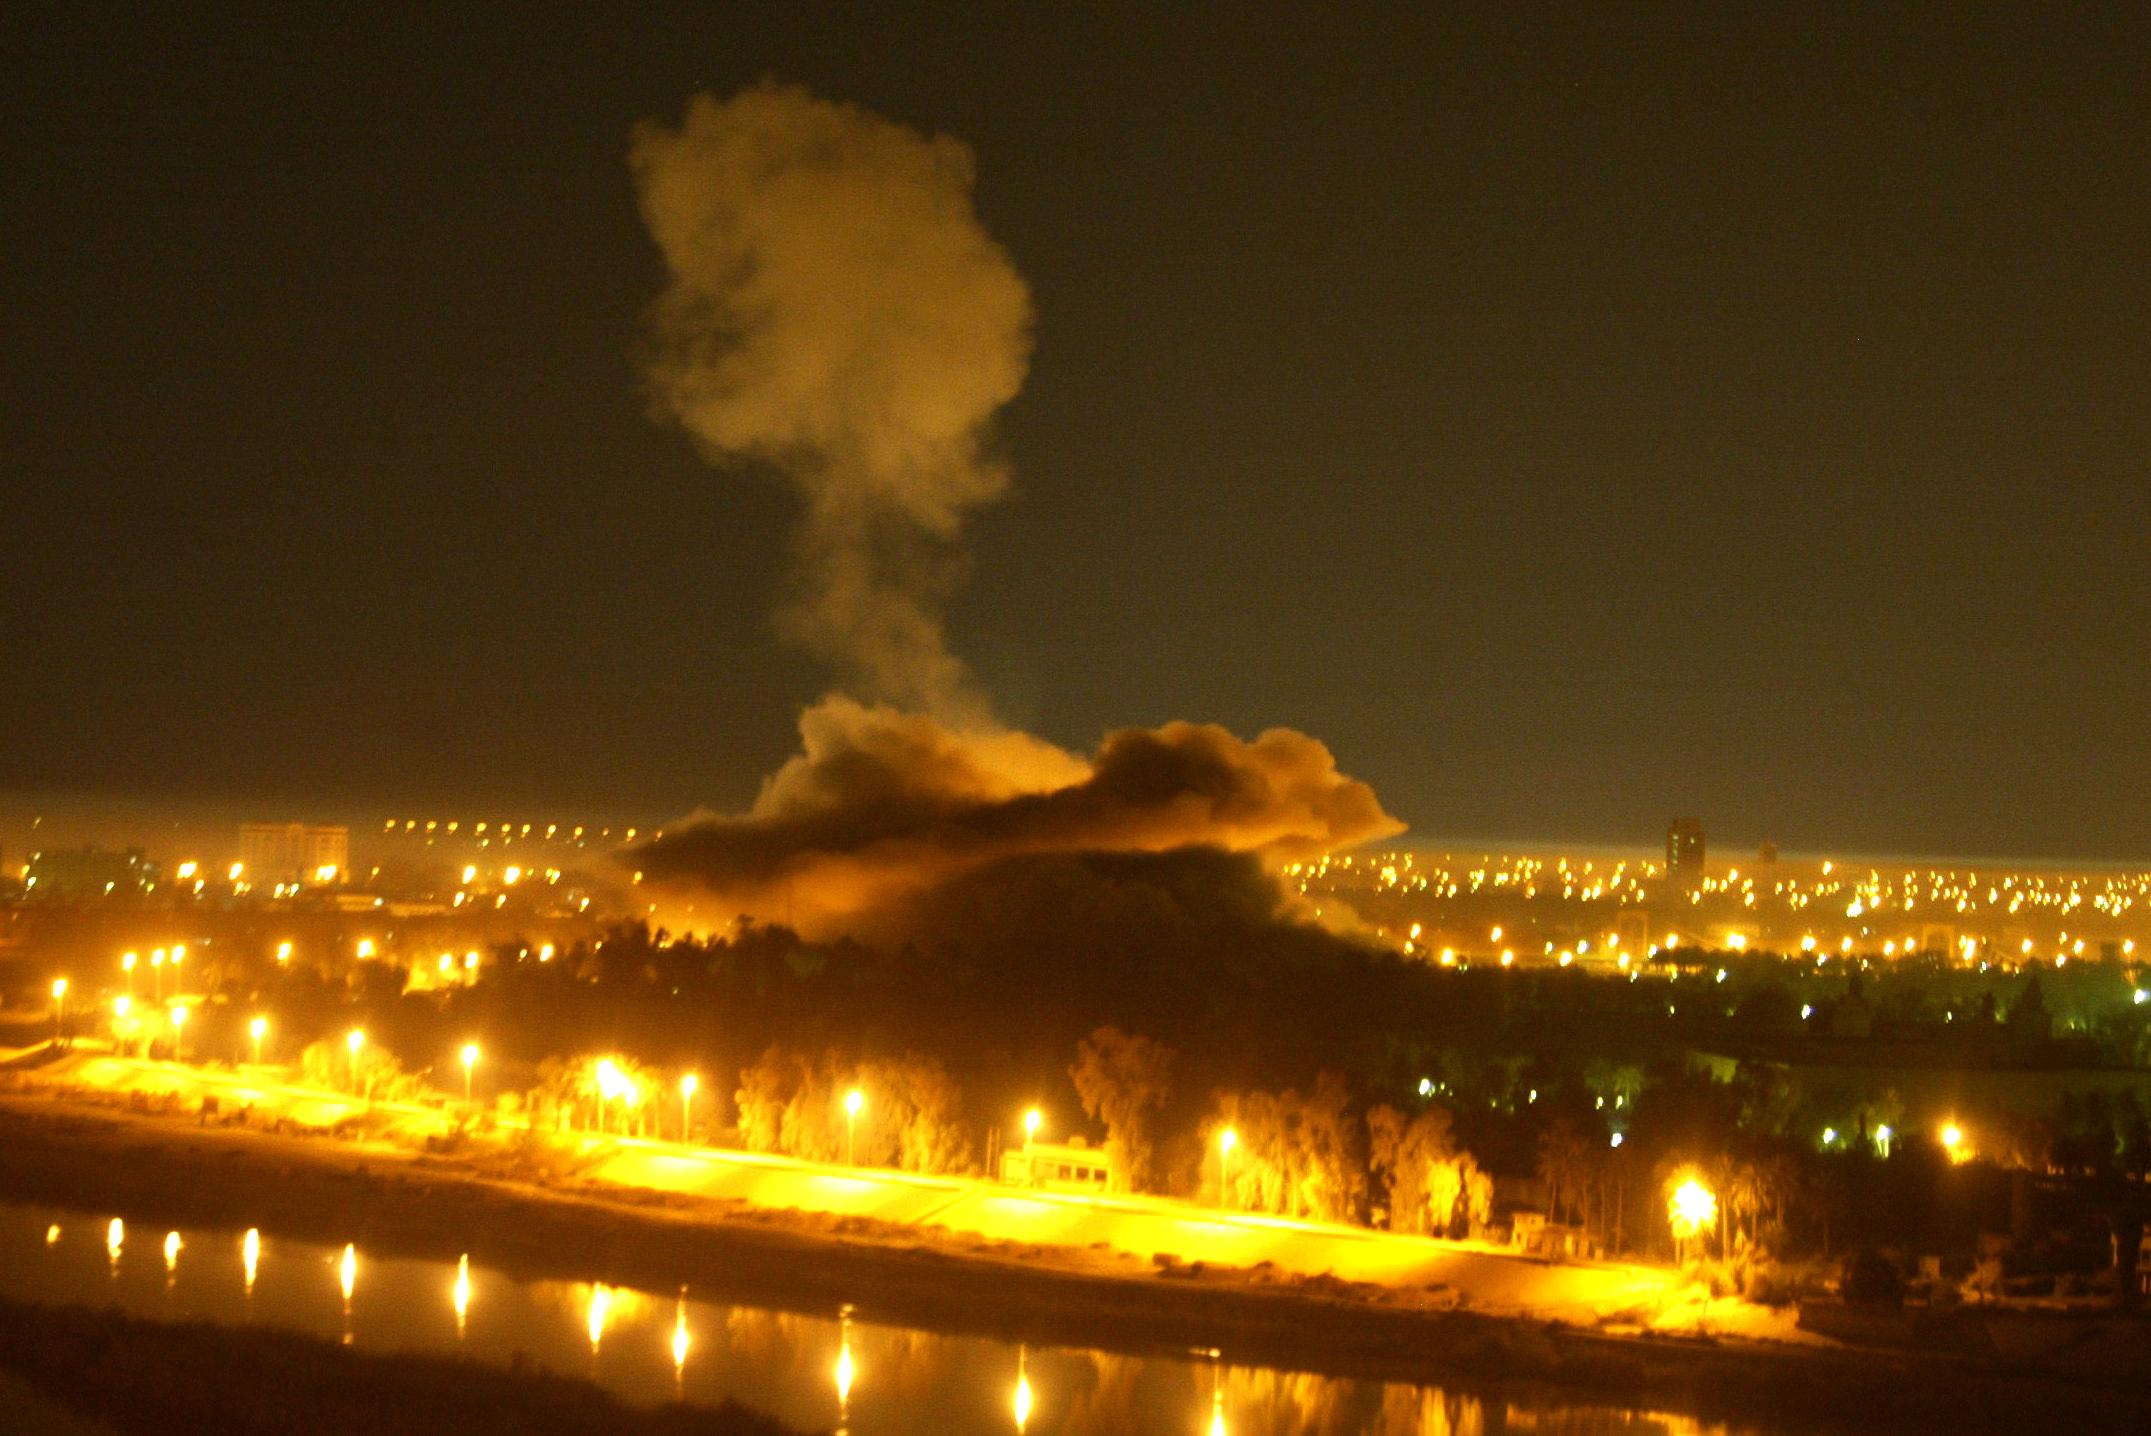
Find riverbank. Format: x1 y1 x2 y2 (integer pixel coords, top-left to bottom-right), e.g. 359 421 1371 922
2 1093 2147 1433
0 1296 797 1436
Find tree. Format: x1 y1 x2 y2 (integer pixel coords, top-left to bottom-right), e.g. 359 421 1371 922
875 1052 975 1175
1294 1074 1367 1223
1369 1103 1486 1237
734 1046 795 1153
300 1038 422 1106
1070 1026 1174 1193
1536 1118 1591 1228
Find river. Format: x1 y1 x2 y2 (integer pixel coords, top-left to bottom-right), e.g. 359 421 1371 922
0 1202 1753 1434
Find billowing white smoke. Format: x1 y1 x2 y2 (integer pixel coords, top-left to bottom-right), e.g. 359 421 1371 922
633 82 1031 722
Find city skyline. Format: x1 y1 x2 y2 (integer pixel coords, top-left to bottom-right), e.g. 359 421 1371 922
5 6 2148 861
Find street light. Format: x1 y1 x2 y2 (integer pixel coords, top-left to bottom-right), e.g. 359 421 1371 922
461 1042 480 1104
346 1028 366 1093
51 978 67 1043
169 1004 188 1063
1940 1122 1970 1164
1023 1107 1042 1150
845 1087 864 1166
151 949 165 1002
595 1058 625 1134
1219 1127 1238 1207
276 941 294 965
1668 1175 1718 1261
249 1015 267 1067
121 951 137 996
680 1073 699 1142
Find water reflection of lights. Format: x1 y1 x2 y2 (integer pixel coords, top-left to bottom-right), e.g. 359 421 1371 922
106 1217 123 1273
338 1242 357 1345
671 1287 690 1394
13 1219 1739 1435
453 1253 471 1340
1013 1345 1033 1432
834 1303 856 1434
587 1282 613 1354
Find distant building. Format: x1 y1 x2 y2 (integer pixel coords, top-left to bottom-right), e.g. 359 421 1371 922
1000 1139 1112 1194
1666 818 1706 893
24 847 152 899
238 823 349 884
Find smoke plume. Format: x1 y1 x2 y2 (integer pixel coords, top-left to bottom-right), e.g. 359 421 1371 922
633 83 1031 721
631 86 1403 945
636 696 1401 936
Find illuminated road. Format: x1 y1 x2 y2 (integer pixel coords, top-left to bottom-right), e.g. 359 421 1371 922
45 1050 1677 1319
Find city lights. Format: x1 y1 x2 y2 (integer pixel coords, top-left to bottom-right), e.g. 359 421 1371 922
461 1042 480 1103
1668 1176 1718 1252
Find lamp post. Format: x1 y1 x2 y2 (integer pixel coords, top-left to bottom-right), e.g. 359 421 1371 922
51 978 68 1044
249 1015 267 1067
121 951 137 997
680 1073 699 1143
845 1088 864 1166
595 1059 623 1135
169 1004 188 1063
460 1042 480 1105
1219 1128 1238 1208
346 1028 366 1094
151 949 165 1002
1024 1107 1041 1150
1668 1175 1718 1264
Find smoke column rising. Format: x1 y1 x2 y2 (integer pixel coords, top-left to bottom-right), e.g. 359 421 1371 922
633 83 1032 722
630 85 1403 940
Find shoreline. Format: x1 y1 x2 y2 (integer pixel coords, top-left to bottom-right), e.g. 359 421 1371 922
2 1094 2145 1433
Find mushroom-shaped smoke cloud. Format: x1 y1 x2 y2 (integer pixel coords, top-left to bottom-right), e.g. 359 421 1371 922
635 697 1401 938
631 85 1403 942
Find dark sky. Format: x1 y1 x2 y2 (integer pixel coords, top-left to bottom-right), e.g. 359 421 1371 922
3 4 2146 860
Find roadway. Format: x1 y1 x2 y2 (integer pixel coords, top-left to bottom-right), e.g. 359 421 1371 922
38 1049 1679 1320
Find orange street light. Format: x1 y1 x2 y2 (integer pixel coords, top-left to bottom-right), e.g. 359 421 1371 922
249 1015 268 1066
845 1087 865 1166
1668 1174 1718 1260
460 1042 480 1104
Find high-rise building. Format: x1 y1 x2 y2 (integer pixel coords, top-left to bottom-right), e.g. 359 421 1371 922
1666 818 1706 893
238 823 349 884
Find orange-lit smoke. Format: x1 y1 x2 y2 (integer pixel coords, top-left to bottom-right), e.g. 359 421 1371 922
633 83 1030 724
631 87 1402 939
635 695 1401 936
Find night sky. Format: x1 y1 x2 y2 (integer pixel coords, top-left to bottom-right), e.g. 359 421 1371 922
4 4 2146 860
